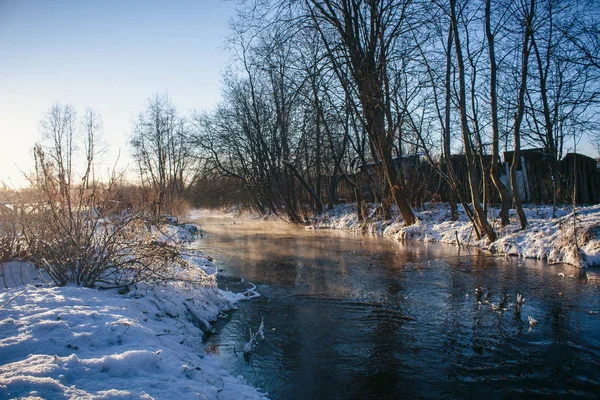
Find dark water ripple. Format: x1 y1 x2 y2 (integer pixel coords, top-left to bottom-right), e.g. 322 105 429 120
194 213 600 399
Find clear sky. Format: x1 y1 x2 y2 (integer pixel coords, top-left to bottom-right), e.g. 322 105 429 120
0 0 237 187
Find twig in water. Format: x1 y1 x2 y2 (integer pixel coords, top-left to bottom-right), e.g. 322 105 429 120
455 231 461 248
243 318 265 356
467 228 473 247
528 315 537 332
243 282 260 299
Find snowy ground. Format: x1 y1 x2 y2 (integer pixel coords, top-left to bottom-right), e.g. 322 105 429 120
0 223 266 399
312 203 600 269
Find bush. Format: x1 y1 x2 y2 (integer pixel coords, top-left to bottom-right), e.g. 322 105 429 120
12 192 205 288
0 204 18 262
3 167 203 288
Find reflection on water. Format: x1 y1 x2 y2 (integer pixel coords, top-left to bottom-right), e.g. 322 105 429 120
192 211 600 399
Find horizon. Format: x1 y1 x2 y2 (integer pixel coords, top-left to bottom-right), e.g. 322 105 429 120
0 0 237 188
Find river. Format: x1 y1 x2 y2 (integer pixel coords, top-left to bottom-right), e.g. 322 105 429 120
192 211 600 399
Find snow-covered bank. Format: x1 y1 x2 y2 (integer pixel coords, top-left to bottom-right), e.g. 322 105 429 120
313 203 600 269
0 223 266 399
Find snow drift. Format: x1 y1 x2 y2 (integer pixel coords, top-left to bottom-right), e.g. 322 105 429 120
312 203 600 269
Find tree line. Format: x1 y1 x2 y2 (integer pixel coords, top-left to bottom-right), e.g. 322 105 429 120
13 0 599 245
187 0 600 243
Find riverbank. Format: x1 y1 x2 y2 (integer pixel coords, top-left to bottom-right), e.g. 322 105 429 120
0 223 266 399
312 203 600 269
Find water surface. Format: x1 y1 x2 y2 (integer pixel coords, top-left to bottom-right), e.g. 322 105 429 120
193 212 600 399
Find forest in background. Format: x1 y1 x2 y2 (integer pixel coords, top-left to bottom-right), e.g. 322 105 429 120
186 0 600 242
3 0 600 247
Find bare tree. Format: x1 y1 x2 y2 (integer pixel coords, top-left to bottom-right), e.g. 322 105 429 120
130 94 192 216
190 0 599 230
508 0 535 230
303 0 418 225
81 108 105 190
38 103 77 212
449 0 497 241
485 0 512 226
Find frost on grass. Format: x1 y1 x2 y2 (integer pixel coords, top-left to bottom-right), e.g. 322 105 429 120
313 203 600 268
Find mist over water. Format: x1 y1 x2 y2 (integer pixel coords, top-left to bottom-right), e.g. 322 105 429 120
193 211 600 399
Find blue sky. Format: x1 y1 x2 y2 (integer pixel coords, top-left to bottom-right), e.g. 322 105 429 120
0 0 237 186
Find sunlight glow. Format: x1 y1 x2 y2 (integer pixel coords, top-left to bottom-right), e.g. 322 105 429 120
0 0 235 187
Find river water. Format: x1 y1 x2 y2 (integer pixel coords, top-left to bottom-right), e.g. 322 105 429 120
192 212 600 399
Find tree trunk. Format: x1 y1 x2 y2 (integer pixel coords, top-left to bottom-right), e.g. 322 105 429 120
510 0 534 230
450 0 497 242
360 85 417 225
443 27 459 221
485 0 511 226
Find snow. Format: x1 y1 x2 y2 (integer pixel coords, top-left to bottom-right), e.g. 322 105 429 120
312 203 600 269
0 261 47 289
152 220 204 245
5 202 596 397
0 221 267 399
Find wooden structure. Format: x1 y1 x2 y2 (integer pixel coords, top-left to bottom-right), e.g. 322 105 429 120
502 149 600 204
503 148 554 203
294 149 600 210
560 153 600 204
